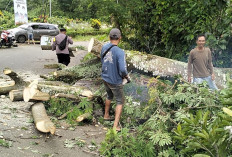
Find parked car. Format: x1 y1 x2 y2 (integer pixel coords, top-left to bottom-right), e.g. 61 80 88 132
7 23 59 43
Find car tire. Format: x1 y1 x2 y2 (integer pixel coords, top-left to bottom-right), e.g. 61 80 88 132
17 35 26 43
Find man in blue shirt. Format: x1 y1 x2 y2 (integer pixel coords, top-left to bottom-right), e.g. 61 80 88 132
101 28 129 131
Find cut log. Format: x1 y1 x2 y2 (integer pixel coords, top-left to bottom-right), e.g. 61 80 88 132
32 102 56 134
0 81 16 95
76 113 92 122
0 68 27 94
88 38 232 89
3 68 26 86
37 83 93 98
9 89 24 101
24 80 93 100
23 80 50 102
52 93 81 101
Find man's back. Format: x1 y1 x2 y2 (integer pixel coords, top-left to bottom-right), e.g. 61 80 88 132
52 33 73 54
101 43 127 85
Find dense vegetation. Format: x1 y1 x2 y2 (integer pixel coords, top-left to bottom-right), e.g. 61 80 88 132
99 77 232 156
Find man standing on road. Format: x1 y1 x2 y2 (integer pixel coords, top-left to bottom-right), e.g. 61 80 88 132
101 28 130 132
52 28 73 66
27 26 35 45
187 34 218 90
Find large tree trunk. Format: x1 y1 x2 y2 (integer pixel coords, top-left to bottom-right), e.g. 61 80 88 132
87 38 232 89
32 102 56 134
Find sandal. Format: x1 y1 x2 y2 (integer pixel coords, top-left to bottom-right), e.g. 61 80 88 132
103 116 114 121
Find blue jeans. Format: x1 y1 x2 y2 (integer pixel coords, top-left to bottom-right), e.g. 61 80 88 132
193 76 218 90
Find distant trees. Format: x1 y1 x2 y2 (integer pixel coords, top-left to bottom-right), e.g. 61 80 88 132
94 0 232 67
1 0 231 67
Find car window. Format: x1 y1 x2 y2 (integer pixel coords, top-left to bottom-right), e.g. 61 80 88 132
38 25 49 29
48 25 56 30
31 25 39 30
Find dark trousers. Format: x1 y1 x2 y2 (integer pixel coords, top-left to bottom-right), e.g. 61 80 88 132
57 54 70 66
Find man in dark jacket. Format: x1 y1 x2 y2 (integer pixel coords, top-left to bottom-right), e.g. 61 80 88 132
101 28 129 131
52 28 73 66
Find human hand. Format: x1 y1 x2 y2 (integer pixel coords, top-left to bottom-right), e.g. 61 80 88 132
211 73 215 80
188 76 191 83
122 75 131 85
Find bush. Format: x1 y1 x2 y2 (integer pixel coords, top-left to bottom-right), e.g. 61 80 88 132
0 11 15 29
91 19 101 30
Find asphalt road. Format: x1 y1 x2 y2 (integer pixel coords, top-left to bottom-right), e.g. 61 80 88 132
0 41 107 157
0 42 89 75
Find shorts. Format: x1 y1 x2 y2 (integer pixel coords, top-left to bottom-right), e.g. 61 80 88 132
103 80 124 105
28 33 33 40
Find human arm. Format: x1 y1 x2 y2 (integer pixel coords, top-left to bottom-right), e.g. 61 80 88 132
68 36 73 45
52 37 57 51
208 49 214 79
118 50 128 78
187 51 193 82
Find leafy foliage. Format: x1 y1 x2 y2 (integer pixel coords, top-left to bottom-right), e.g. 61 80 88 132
0 11 15 29
173 110 232 156
45 97 93 124
100 77 232 156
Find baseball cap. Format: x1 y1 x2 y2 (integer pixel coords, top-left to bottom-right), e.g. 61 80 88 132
109 28 121 38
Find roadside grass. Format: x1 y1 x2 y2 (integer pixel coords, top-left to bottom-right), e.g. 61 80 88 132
74 34 108 42
66 21 110 42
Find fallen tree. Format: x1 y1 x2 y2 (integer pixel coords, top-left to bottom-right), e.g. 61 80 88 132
87 38 232 89
50 38 231 88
